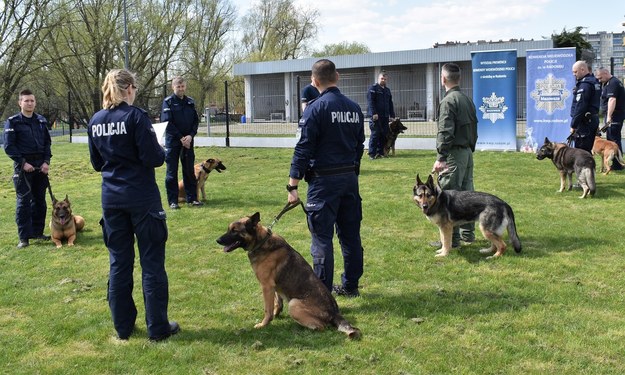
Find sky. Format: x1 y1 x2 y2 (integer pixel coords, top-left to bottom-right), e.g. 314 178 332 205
233 0 625 53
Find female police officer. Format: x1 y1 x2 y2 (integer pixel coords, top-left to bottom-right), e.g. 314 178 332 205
88 69 179 341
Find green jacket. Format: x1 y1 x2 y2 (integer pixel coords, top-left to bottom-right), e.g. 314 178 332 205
436 86 478 161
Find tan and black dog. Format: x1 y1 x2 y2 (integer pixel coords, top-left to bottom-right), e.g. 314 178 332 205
592 136 625 175
216 212 361 339
383 118 408 157
536 137 596 198
49 195 85 248
413 174 522 259
177 158 226 203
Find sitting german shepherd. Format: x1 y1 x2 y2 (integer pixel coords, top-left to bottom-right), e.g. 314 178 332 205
536 137 596 198
216 212 361 339
413 174 522 259
383 118 407 157
49 195 85 248
177 158 226 203
592 136 625 175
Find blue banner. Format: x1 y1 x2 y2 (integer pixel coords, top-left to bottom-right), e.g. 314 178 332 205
525 48 576 150
471 50 518 151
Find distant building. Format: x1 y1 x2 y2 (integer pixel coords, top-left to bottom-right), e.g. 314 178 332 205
233 33 624 124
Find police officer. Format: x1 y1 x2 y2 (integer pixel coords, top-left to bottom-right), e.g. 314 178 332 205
431 63 478 251
595 66 625 169
287 59 365 297
300 81 319 112
3 89 52 248
161 76 200 209
88 69 179 341
570 61 600 153
367 71 395 159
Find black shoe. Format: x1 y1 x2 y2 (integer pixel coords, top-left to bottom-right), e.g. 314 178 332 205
17 239 29 249
428 240 460 248
31 234 51 241
332 285 360 298
189 200 204 207
149 321 180 342
169 203 180 210
117 326 136 340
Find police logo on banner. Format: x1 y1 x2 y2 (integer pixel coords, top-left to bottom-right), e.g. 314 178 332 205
530 73 570 115
479 92 508 124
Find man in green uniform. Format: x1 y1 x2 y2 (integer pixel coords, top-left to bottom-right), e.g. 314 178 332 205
431 63 478 249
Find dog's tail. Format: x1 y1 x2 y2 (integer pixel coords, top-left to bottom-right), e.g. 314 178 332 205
579 167 596 197
334 315 361 340
506 204 522 253
615 148 625 166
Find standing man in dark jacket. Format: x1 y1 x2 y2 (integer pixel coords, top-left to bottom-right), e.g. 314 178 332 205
431 63 478 252
287 59 365 297
367 72 395 159
570 61 600 153
161 76 200 209
3 89 52 248
595 66 625 169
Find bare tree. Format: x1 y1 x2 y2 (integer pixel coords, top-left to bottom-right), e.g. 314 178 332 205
240 0 318 61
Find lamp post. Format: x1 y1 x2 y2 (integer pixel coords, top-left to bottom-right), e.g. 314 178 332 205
123 0 129 69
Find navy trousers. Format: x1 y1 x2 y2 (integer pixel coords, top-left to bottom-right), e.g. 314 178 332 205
305 172 363 291
13 163 47 241
368 117 389 157
165 143 196 204
101 204 170 338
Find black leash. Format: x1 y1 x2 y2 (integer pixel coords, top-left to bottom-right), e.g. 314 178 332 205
17 166 56 202
266 199 307 231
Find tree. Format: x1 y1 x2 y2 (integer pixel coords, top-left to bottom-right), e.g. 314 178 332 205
552 26 594 62
240 0 319 61
312 41 371 57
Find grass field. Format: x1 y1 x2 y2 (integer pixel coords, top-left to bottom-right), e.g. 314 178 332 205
1 143 625 374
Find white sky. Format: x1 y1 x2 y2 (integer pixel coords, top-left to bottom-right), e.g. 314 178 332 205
233 0 625 53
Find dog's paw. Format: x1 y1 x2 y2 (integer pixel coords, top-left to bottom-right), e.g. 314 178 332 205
254 322 268 329
434 250 449 257
479 248 494 254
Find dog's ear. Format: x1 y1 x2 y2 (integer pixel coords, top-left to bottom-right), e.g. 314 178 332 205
64 194 69 202
207 158 214 163
544 137 550 144
249 212 260 226
426 174 435 187
416 174 424 185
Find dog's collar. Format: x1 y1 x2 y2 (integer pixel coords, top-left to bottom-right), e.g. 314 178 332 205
247 229 272 253
201 165 212 173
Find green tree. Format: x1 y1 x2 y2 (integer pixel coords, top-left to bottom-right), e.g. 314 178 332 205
552 26 594 62
312 41 371 57
240 0 319 61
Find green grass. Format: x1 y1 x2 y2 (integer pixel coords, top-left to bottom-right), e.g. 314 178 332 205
2 144 625 374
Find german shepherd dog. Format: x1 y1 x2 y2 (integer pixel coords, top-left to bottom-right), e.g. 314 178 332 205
177 158 226 203
383 118 408 157
49 195 85 248
592 136 625 175
216 212 361 339
413 174 522 259
536 137 596 198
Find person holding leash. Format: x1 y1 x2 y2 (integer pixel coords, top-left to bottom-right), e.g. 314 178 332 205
431 62 478 249
88 69 179 342
161 76 201 209
570 61 600 153
367 71 395 159
595 66 625 170
3 89 52 248
287 59 365 298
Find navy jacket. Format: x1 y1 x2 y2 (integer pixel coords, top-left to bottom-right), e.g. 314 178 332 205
88 102 165 208
3 112 52 166
290 87 365 179
570 73 600 128
367 83 395 119
160 94 199 146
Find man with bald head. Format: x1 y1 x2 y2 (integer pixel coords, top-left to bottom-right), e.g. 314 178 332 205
569 61 601 153
595 66 625 170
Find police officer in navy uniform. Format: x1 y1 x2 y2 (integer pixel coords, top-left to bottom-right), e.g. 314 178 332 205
300 81 319 112
287 59 365 297
595 66 625 170
570 60 600 153
161 76 201 209
367 71 395 159
3 89 52 248
88 69 179 341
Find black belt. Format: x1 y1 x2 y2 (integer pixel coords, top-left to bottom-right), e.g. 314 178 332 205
309 165 355 177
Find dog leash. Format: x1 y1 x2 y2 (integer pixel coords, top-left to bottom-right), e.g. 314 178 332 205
17 166 56 202
266 199 307 231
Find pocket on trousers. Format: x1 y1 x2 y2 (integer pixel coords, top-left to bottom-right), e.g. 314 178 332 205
305 201 326 235
146 210 168 244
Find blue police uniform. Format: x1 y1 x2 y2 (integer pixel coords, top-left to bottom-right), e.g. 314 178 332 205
3 112 51 242
88 102 172 339
161 94 199 205
367 82 395 158
570 73 600 153
301 84 319 106
601 76 625 157
290 86 365 292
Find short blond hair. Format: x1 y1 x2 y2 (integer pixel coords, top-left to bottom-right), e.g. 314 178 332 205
101 69 137 109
